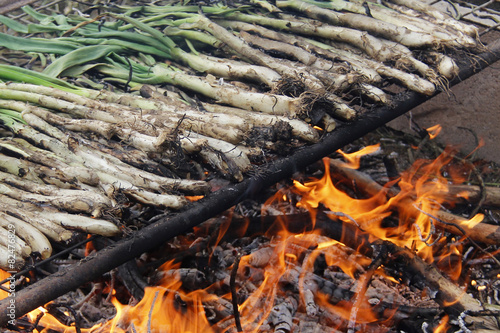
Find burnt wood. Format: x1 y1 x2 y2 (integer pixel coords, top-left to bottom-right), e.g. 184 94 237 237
1 38 499 327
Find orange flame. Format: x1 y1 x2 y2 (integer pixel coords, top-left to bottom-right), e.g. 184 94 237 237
336 144 381 169
26 307 84 333
464 137 485 159
0 269 10 300
185 195 204 201
23 261 216 333
101 286 215 332
84 234 95 257
292 146 469 278
426 124 442 139
434 314 449 333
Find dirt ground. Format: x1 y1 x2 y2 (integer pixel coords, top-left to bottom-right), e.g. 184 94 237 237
388 31 500 164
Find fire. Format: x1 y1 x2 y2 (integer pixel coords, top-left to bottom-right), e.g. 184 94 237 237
5 143 480 332
460 213 483 229
426 124 442 139
336 144 381 169
293 158 391 232
0 269 9 300
22 262 216 333
26 307 80 333
100 279 214 332
185 195 204 201
292 146 480 279
434 314 450 333
84 234 95 257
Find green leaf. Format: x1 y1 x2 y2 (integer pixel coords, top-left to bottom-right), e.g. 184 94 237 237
26 23 74 33
0 15 29 33
138 53 157 67
43 45 124 77
0 111 25 125
60 34 172 59
111 13 177 50
60 63 106 77
54 14 69 26
0 64 79 92
21 5 51 22
72 76 106 90
76 30 173 55
0 10 72 33
0 32 79 54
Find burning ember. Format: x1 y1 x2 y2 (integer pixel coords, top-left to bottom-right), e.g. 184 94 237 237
3 134 500 333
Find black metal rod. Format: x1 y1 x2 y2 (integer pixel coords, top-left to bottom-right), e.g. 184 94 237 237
1 39 499 327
